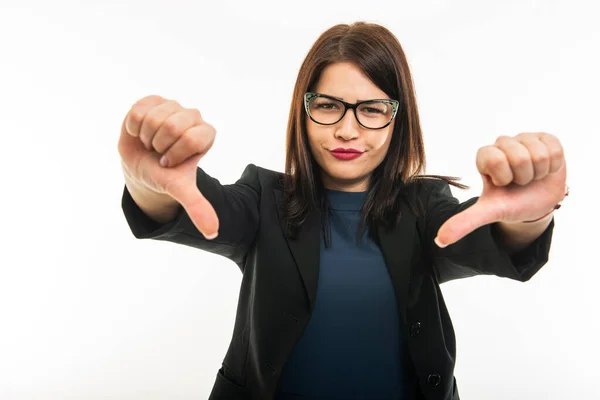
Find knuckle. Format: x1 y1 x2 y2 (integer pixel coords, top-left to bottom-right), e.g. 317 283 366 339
487 154 506 169
202 123 217 140
134 95 164 111
145 114 163 130
188 108 202 121
514 156 531 167
182 130 200 148
207 131 216 147
516 132 533 139
531 153 549 165
163 117 178 133
495 135 511 145
142 94 164 103
160 124 179 141
164 99 181 111
199 125 216 149
128 108 145 124
549 146 564 159
139 132 152 145
476 147 492 162
205 121 216 134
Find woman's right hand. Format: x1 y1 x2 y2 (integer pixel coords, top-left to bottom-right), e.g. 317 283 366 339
118 95 219 239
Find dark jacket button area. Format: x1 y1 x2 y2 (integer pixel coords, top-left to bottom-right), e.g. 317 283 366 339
282 311 299 324
427 373 441 388
263 362 277 376
410 321 421 336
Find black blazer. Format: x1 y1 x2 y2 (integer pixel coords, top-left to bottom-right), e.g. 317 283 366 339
121 163 555 400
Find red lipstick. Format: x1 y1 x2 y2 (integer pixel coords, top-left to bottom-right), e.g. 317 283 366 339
330 147 364 160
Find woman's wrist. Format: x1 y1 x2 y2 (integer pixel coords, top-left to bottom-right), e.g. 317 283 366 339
522 185 569 223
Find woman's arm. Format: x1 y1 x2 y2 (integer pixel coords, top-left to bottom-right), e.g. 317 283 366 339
421 179 555 284
493 214 554 255
121 163 261 269
124 177 182 225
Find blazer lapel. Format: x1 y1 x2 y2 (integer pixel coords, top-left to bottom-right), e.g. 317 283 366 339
274 188 321 312
377 201 417 323
274 188 417 318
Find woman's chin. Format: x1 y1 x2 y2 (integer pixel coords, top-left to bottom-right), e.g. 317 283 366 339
322 169 368 188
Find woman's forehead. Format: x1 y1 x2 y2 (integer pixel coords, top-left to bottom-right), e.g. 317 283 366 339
314 62 389 101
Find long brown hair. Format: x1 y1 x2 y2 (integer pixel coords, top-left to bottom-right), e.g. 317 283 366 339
283 22 469 245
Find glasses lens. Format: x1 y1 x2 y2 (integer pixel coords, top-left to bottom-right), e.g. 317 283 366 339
307 96 345 125
356 101 395 129
307 95 396 129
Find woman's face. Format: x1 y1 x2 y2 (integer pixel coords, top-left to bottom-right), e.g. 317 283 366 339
306 62 395 192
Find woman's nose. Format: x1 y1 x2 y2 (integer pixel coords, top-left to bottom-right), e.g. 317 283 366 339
334 111 360 140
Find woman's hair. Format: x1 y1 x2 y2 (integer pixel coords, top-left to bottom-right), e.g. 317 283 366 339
283 21 469 245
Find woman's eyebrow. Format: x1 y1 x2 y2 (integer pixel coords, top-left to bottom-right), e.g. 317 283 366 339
320 93 389 102
319 93 344 101
320 93 379 102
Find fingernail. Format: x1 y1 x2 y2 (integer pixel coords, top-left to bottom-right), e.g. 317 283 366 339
159 155 168 167
434 236 448 248
204 231 218 240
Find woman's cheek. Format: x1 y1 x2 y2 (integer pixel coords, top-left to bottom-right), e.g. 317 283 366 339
372 132 391 150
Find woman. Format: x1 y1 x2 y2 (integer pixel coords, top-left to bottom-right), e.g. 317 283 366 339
118 22 567 400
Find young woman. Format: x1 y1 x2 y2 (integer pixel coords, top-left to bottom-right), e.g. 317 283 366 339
118 22 567 400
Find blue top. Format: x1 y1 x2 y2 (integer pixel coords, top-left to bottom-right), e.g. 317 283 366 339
275 189 417 399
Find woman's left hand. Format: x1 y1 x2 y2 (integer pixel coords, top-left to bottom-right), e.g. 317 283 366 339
435 132 567 247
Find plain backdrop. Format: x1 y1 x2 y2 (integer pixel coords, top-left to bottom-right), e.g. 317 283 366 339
1 0 599 399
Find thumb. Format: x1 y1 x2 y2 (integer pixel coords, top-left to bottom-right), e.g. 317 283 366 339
434 199 499 248
166 158 220 240
170 182 220 240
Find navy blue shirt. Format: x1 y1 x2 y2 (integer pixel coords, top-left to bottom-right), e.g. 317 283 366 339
275 189 417 399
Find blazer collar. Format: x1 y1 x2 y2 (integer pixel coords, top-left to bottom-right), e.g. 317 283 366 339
273 188 417 316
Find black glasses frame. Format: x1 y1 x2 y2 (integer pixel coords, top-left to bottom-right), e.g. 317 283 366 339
303 92 400 130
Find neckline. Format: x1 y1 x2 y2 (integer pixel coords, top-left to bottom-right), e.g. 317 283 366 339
325 189 368 211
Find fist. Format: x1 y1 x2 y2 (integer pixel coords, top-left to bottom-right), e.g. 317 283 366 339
476 132 565 187
434 132 567 247
118 95 219 239
119 95 216 169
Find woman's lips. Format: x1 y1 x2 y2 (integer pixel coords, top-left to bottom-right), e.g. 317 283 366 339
329 149 364 160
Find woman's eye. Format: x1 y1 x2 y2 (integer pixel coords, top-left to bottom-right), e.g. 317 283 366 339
315 102 338 109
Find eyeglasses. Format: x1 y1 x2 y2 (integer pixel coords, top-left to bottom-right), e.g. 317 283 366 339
304 92 399 130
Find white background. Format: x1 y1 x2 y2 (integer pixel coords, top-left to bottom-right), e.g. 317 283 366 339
1 0 599 399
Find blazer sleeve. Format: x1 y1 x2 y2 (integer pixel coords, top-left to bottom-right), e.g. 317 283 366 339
121 163 260 269
420 179 555 284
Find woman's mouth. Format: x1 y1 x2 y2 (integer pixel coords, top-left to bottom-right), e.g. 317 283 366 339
329 148 364 160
